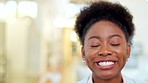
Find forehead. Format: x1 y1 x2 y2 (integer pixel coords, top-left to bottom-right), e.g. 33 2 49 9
85 21 125 39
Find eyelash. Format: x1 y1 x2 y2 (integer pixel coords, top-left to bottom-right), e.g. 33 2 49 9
90 45 100 47
111 43 120 46
90 43 120 47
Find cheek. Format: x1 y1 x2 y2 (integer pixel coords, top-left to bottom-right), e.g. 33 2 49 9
116 48 128 61
84 48 98 60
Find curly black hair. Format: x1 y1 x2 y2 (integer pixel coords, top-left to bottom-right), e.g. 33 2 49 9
74 1 135 45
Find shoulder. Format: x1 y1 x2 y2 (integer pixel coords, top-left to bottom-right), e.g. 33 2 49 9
77 75 90 83
77 78 87 83
123 75 148 83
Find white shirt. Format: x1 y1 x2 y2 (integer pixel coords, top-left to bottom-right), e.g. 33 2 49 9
77 74 148 83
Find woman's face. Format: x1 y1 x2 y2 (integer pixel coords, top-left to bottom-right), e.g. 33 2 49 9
82 21 131 80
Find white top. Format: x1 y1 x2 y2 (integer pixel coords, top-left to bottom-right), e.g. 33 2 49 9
77 74 148 83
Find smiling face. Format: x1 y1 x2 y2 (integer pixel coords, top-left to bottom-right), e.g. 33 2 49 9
82 21 131 81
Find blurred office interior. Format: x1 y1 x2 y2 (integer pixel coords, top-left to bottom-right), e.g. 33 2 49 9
0 0 148 83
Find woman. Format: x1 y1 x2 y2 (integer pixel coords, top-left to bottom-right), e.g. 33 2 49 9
74 1 147 83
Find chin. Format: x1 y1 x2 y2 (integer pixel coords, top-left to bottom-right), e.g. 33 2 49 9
94 71 120 80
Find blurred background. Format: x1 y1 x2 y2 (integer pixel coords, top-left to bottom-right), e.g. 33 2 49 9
0 0 148 83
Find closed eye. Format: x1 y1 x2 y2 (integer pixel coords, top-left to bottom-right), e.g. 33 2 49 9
111 43 120 46
91 45 100 47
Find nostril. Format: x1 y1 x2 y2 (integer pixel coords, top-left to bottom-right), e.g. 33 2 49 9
106 50 113 55
108 53 112 56
98 50 112 56
98 53 103 56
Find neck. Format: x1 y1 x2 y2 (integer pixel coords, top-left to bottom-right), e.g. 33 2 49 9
92 73 123 83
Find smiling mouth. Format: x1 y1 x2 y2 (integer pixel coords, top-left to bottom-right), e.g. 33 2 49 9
95 61 116 67
97 61 115 66
98 61 115 66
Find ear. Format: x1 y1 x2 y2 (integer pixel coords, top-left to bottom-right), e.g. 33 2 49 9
81 46 86 59
126 44 131 59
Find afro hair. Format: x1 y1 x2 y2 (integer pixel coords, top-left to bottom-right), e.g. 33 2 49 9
74 1 135 45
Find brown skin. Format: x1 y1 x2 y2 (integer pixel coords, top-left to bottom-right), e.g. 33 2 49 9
81 21 131 83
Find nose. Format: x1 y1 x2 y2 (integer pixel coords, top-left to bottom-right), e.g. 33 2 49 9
98 45 113 56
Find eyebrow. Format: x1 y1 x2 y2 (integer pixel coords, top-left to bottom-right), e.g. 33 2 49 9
109 34 122 39
88 34 122 40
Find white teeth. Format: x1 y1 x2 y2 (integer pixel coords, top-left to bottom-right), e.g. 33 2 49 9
98 61 114 66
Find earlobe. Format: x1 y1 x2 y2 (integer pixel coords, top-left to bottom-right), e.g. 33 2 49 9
126 44 131 59
81 46 85 59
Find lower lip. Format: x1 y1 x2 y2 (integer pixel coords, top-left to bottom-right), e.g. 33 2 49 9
95 62 117 70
